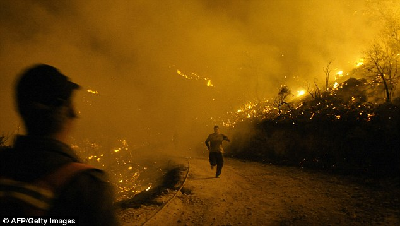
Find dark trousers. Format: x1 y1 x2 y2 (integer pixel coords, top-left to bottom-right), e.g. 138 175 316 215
209 152 223 176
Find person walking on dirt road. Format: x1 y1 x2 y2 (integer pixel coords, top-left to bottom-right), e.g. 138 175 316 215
205 126 230 178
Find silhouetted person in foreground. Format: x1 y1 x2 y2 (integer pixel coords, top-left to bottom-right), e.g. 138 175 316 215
205 126 230 178
0 64 119 225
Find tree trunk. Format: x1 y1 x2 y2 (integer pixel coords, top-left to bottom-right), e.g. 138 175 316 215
380 74 391 102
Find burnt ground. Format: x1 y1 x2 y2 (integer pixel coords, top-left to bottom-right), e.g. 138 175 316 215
117 157 400 226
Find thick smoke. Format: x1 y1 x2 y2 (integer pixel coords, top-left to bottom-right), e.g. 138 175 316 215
0 0 381 153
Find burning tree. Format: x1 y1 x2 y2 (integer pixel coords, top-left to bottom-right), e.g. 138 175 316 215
273 85 292 114
324 61 332 92
307 78 323 101
354 10 400 102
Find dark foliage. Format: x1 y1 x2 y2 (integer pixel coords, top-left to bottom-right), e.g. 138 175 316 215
0 134 10 149
227 79 400 178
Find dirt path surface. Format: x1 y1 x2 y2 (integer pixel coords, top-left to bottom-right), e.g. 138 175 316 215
119 157 399 226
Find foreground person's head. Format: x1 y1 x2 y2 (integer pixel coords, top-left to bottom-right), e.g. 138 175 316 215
15 64 80 139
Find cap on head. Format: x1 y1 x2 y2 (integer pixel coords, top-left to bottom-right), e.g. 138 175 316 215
16 64 80 113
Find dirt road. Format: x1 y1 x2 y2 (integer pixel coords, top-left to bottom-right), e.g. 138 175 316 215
119 157 399 226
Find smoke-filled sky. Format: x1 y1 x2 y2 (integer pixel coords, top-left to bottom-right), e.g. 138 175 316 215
0 0 389 149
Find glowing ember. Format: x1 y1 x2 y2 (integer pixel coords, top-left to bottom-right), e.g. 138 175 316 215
70 138 161 202
333 82 339 89
216 98 280 128
176 69 214 87
297 90 306 97
87 89 99 94
355 59 364 67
